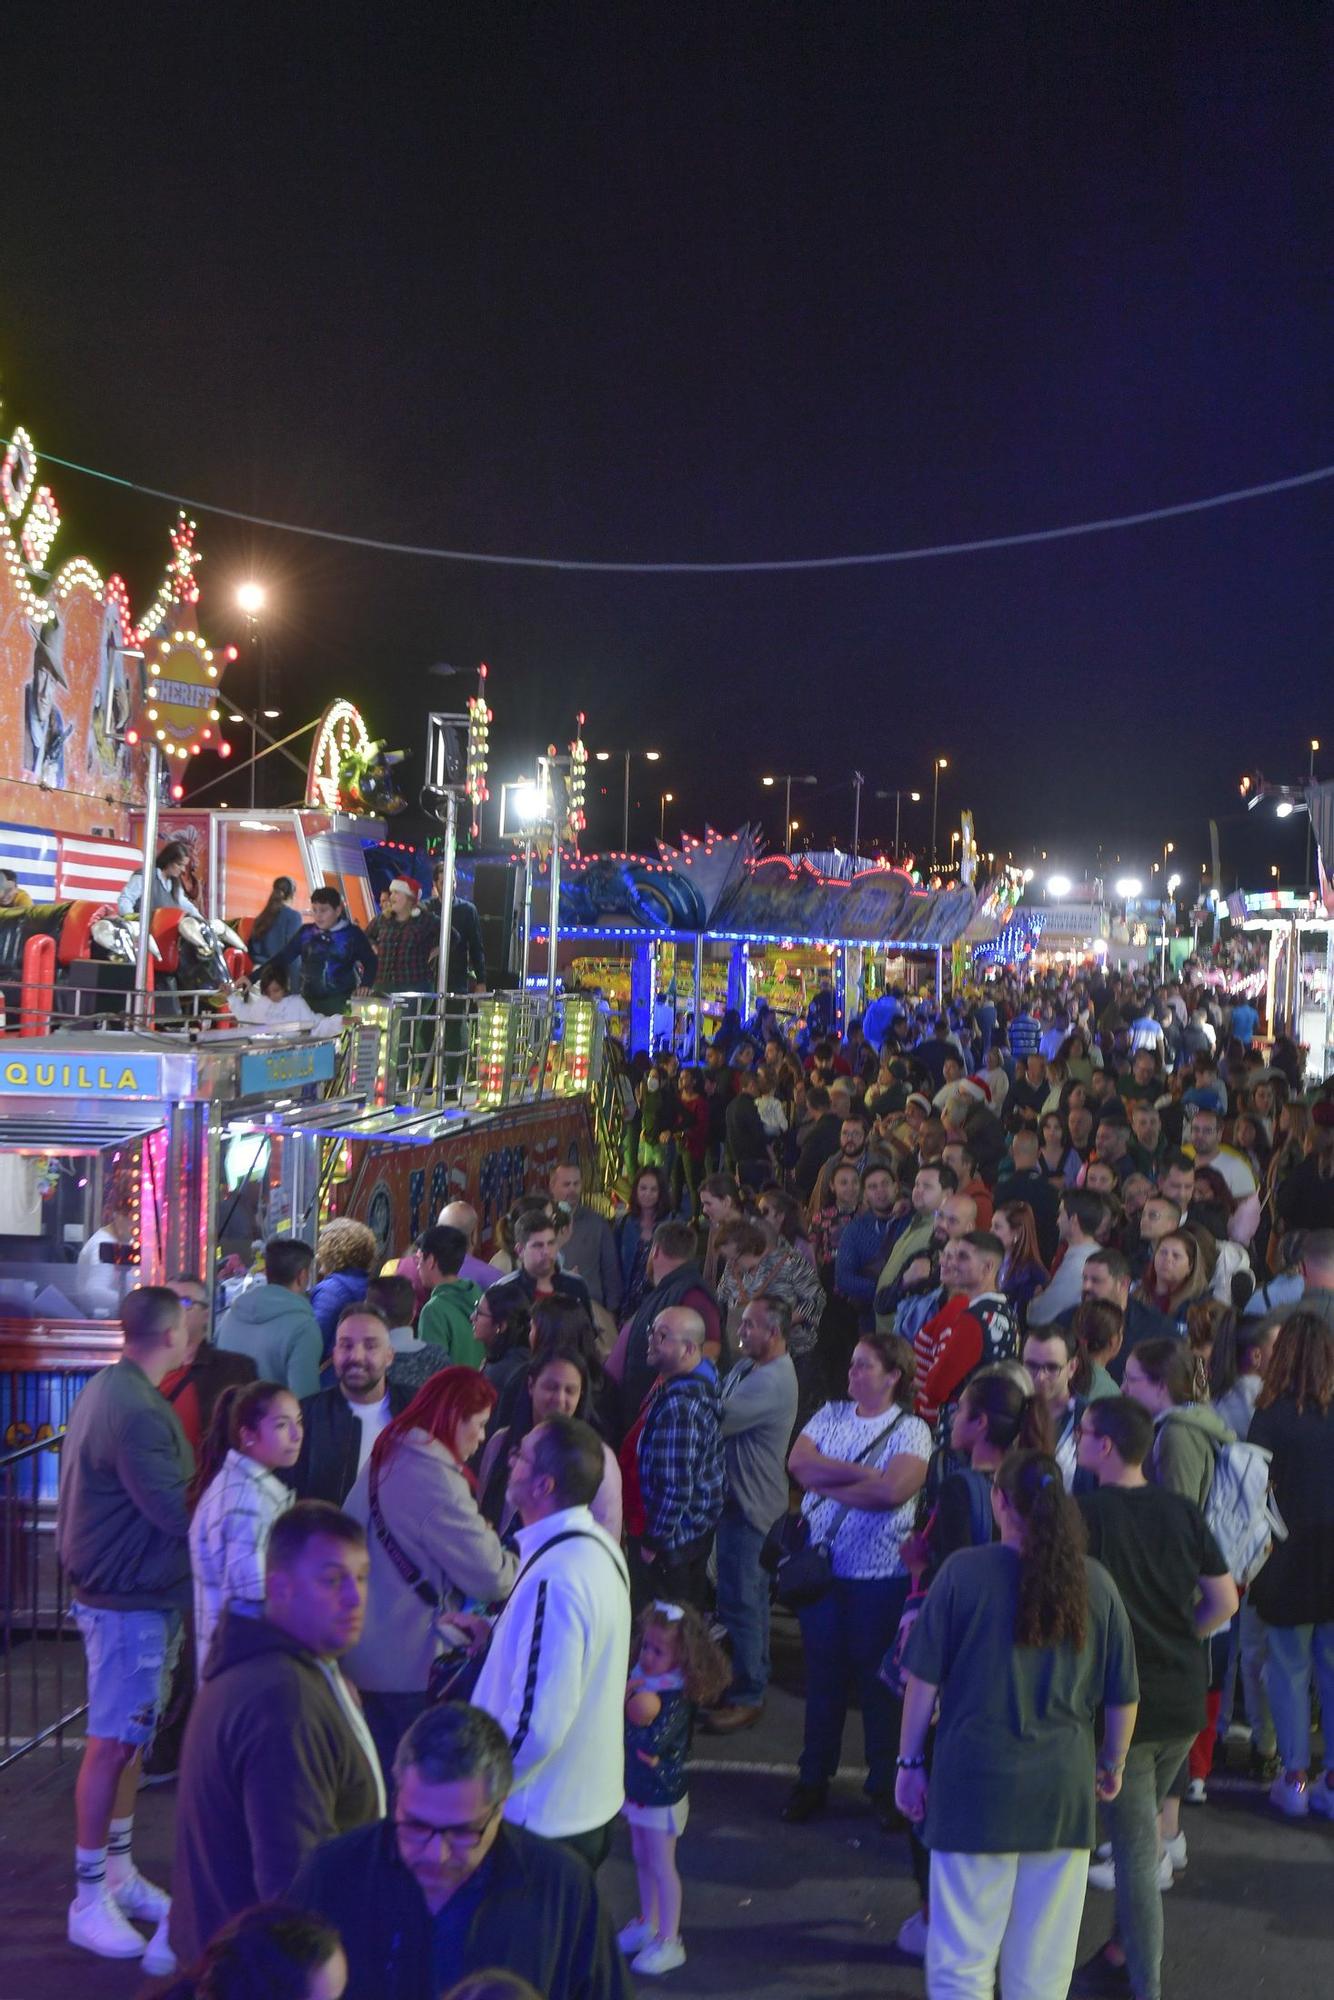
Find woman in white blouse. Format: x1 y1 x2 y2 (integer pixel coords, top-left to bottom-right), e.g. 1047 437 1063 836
782 1329 931 1829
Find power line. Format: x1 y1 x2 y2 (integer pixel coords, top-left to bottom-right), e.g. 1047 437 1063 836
8 435 1334 576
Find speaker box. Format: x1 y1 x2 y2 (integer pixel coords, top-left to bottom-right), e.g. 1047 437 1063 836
56 961 135 1019
469 862 519 977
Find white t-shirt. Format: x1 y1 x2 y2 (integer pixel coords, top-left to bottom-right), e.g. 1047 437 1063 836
350 1395 392 1473
1197 1147 1257 1201
799 1401 932 1580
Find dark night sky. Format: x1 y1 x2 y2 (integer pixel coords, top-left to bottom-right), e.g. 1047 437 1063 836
6 5 1333 885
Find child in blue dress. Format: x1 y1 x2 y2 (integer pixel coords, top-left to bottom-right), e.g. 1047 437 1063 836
617 1600 729 1977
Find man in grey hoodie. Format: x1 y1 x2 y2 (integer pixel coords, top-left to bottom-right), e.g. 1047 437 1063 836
217 1237 322 1397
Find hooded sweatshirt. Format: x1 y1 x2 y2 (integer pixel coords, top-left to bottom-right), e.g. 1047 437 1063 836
217 1282 324 1399
170 1608 383 1965
1150 1402 1235 1511
417 1276 485 1365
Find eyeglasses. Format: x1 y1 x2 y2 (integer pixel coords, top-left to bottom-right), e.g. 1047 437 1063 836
395 1801 501 1851
1025 1360 1067 1376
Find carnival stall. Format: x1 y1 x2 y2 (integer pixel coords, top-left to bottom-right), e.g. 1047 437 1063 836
527 827 978 1052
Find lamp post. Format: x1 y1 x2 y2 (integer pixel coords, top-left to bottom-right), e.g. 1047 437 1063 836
1306 738 1319 890
851 770 864 865
874 787 921 862
236 583 267 808
931 757 948 867
659 790 674 842
761 773 817 849
595 748 660 850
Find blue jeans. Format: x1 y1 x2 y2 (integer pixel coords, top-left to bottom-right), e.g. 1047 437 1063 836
797 1573 908 1796
715 1505 770 1705
1102 1734 1193 2000
1263 1620 1334 1774
73 1604 183 1747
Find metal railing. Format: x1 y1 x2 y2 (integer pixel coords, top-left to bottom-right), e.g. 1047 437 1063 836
1 1430 83 1772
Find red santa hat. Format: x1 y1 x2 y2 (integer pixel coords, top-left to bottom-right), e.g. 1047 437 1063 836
955 1076 991 1104
390 875 421 901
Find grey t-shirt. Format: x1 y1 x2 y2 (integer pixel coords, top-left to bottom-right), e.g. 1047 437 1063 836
719 1355 799 1533
905 1544 1138 1853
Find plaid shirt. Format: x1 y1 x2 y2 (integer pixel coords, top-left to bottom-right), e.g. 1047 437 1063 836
637 1371 725 1552
366 910 436 993
189 1449 293 1671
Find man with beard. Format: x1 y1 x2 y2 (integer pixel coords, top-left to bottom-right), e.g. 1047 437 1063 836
287 1304 412 1506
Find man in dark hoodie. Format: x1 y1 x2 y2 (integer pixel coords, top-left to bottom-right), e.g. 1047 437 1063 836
275 884 376 1016
610 1219 720 1434
169 1501 384 1967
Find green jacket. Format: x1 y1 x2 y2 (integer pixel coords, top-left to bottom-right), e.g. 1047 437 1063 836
1151 1403 1235 1511
418 1278 485 1365
56 1357 193 1610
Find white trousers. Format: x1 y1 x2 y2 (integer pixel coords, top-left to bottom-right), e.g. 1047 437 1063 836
927 1847 1090 2000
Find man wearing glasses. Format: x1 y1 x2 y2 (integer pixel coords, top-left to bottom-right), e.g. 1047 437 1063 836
1020 1327 1093 1494
290 1703 632 1998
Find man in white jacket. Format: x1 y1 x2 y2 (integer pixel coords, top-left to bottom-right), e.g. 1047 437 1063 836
472 1415 630 1869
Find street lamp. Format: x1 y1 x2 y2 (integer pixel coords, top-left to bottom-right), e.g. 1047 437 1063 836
761 773 817 848
236 582 269 807
594 749 661 850
1047 873 1073 898
931 757 949 867
875 787 922 862
1307 738 1320 888
659 790 674 841
1114 876 1143 898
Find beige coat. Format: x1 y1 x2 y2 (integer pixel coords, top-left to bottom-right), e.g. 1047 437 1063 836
342 1429 517 1694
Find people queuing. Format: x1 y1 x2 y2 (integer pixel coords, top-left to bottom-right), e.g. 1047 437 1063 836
46 964 1334 1998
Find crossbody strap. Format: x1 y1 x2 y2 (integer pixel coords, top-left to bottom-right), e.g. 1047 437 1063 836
816 1410 905 1551
369 1462 440 1612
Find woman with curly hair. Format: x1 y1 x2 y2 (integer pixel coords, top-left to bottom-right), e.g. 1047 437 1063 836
895 1448 1139 2000
309 1218 379 1354
1248 1311 1334 1819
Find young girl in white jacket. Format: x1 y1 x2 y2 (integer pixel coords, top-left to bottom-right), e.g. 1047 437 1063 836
228 959 341 1033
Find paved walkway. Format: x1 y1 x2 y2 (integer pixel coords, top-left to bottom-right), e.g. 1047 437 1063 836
3 1622 1329 1998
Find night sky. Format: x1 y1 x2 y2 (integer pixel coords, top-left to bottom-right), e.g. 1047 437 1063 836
7 6 1333 888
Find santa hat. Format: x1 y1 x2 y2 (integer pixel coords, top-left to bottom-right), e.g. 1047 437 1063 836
956 1077 991 1104
390 876 421 901
906 1092 933 1115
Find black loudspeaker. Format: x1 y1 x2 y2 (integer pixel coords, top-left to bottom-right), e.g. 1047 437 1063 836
56 961 135 1019
469 863 518 978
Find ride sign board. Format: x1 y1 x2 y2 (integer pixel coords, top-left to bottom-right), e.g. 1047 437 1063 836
0 1051 172 1096
238 1040 337 1098
144 626 228 767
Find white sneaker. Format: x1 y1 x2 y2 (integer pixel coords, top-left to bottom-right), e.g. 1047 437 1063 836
1310 1777 1334 1819
1270 1773 1310 1818
633 1936 687 1975
896 1908 928 1959
110 1868 171 1923
141 1919 177 1977
617 1917 656 1956
67 1892 147 1959
1093 1840 1112 1863
1163 1831 1188 1871
1088 1851 1172 1893
1184 1777 1207 1805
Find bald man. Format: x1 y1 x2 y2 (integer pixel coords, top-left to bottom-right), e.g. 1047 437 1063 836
625 1305 724 1609
437 1201 500 1293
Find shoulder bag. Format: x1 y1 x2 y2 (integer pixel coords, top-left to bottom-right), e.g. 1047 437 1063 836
429 1523 629 1706
761 1411 903 1611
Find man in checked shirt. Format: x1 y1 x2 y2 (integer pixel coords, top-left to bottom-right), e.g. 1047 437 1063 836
625 1307 724 1612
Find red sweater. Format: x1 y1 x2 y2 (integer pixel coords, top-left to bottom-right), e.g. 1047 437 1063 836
913 1294 984 1426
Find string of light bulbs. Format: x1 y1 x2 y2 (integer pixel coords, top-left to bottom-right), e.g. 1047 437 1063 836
4 434 1332 575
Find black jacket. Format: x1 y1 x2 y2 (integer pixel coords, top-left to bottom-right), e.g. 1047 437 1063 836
793 1112 841 1201
289 1818 633 2000
170 1609 382 1964
725 1090 770 1167
618 1259 719 1431
288 1381 414 1506
1248 1399 1334 1628
1106 1296 1182 1383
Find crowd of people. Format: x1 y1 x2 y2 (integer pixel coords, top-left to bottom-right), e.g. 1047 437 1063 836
49 961 1334 2000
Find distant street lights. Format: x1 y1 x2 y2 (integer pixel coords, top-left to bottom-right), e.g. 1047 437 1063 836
659 790 674 841
594 747 661 849
931 756 949 866
874 786 921 863
761 773 817 848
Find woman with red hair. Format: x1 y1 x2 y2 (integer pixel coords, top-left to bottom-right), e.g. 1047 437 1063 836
343 1367 517 1777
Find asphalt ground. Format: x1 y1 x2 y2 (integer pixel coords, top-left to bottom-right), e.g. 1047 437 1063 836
2 1617 1330 2000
